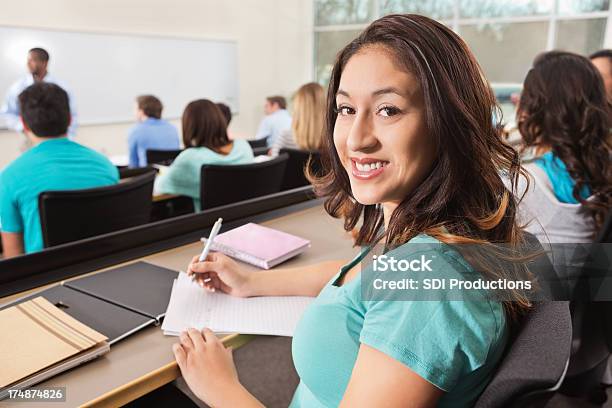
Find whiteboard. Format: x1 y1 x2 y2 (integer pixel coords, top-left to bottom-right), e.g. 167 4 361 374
0 26 239 126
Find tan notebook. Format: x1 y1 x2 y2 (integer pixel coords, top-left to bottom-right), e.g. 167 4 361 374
0 297 109 393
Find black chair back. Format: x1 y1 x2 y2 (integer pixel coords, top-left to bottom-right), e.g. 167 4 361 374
252 146 269 156
118 166 157 179
597 210 612 243
145 149 182 165
598 210 612 353
39 172 155 247
248 137 268 149
200 154 288 210
279 148 321 191
561 210 612 402
475 301 572 407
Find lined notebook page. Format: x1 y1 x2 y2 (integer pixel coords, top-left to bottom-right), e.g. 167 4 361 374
162 273 313 337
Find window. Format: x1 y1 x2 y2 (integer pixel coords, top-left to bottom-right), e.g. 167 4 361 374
459 0 552 18
459 21 549 82
315 0 375 25
314 0 610 85
380 0 454 20
558 0 609 14
315 30 363 84
555 18 607 55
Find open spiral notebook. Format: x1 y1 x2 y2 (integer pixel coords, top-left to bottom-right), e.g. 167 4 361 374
161 272 313 337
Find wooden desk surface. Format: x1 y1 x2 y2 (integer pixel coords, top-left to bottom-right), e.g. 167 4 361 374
0 204 355 407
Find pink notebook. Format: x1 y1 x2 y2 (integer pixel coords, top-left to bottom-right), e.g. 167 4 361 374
209 223 311 269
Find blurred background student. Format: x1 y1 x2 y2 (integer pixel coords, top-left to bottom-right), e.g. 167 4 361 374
154 99 253 210
216 102 233 139
1 47 78 139
216 102 232 126
127 94 180 168
0 83 118 257
254 95 291 147
269 82 325 156
516 51 612 244
590 49 612 103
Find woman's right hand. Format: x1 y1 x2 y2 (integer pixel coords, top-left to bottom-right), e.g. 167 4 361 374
186 252 252 297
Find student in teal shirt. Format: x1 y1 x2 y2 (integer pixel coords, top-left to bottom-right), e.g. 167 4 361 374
0 82 118 257
154 99 253 210
535 151 591 204
171 15 533 407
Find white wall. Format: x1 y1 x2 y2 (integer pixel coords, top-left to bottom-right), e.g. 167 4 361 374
0 0 313 167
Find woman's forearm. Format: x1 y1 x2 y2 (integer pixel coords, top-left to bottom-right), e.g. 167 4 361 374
246 259 348 297
220 383 265 408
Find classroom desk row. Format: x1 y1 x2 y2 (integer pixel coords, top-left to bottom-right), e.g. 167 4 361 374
0 190 355 407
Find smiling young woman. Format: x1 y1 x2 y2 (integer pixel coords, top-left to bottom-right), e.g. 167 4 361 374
173 14 533 408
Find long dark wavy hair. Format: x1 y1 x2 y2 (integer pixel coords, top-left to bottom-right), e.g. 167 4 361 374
518 51 612 232
309 14 532 320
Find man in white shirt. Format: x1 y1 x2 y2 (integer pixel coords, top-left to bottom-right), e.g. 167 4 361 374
1 47 78 138
254 95 291 147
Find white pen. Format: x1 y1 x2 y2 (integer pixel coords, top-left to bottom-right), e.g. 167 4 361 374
192 217 223 282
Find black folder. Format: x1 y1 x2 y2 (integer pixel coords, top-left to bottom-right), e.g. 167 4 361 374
1 285 155 345
64 261 178 321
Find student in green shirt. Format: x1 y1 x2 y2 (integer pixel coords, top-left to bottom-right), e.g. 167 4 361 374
154 99 253 210
173 14 533 407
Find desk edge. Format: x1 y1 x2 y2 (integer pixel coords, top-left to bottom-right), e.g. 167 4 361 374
80 333 256 408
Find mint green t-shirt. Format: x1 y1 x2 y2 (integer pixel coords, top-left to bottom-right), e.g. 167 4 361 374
0 138 119 253
154 139 254 211
290 235 508 407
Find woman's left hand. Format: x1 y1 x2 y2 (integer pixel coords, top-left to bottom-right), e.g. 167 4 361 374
173 328 241 406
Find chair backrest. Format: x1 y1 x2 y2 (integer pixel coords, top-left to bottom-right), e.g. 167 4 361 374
279 148 321 191
145 149 183 166
118 166 157 179
598 210 612 351
199 153 288 210
475 301 572 407
251 146 269 156
39 172 155 248
563 209 612 398
247 137 268 149
597 210 612 243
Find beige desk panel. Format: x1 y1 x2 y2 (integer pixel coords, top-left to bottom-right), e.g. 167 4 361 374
0 204 356 407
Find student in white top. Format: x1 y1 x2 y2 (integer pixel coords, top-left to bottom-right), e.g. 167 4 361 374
515 51 611 244
254 95 291 147
270 82 326 156
1 48 78 138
